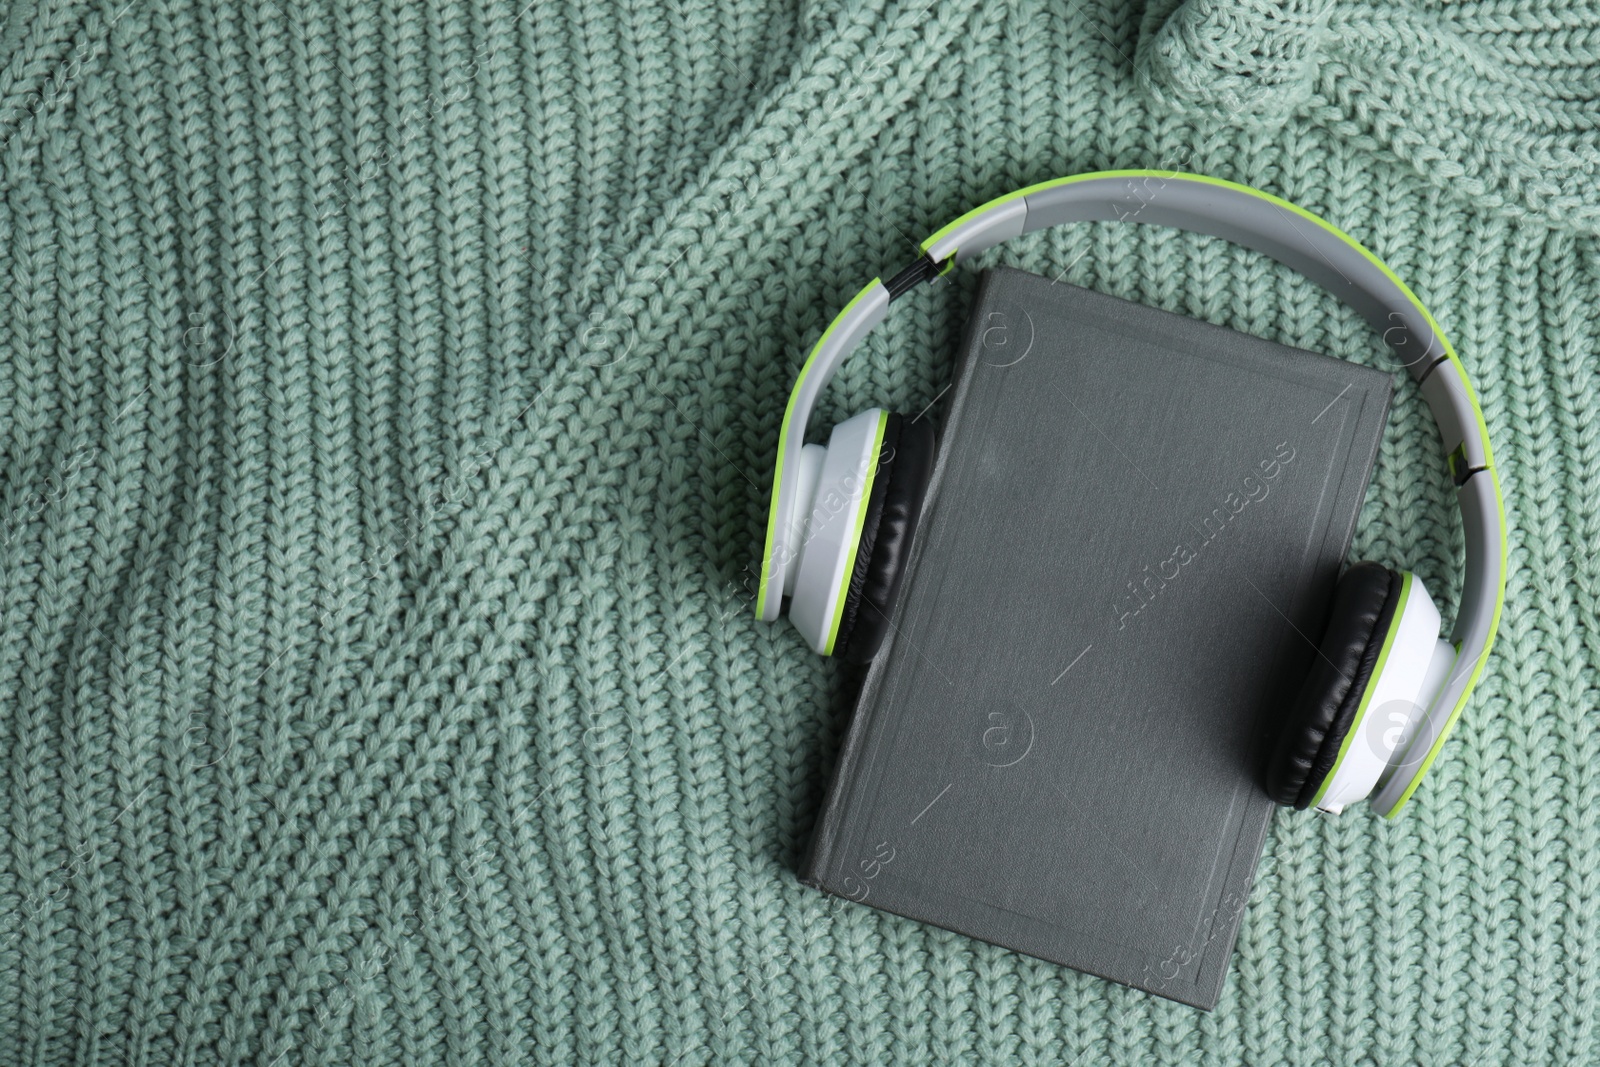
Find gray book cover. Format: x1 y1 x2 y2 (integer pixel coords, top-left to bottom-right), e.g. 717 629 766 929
799 267 1391 1010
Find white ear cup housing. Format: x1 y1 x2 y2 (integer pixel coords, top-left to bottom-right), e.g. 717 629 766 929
782 443 827 598
1312 573 1455 813
1372 632 1460 812
786 408 888 654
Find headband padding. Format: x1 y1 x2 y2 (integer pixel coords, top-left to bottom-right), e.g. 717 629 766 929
834 415 936 663
1266 561 1402 808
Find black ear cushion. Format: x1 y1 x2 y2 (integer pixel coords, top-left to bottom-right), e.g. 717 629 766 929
1265 561 1403 808
833 414 936 664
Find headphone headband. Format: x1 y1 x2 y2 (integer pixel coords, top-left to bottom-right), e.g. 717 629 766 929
757 171 1505 817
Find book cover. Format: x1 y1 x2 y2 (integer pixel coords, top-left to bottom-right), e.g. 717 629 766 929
799 266 1392 1010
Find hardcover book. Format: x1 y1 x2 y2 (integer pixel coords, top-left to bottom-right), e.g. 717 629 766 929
799 266 1392 1009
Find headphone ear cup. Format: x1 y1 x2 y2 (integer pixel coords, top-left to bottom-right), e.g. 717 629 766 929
1266 561 1403 808
832 414 936 664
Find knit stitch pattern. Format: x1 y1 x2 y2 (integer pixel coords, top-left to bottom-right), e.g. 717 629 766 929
0 0 1596 1063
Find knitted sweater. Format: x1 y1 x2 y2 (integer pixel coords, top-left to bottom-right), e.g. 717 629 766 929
0 0 1596 1063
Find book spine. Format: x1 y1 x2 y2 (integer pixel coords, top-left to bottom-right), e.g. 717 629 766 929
796 813 833 889
797 720 855 889
799 276 990 892
797 662 893 889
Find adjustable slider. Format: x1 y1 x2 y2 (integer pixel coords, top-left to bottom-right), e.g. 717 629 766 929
885 254 950 301
1447 443 1488 487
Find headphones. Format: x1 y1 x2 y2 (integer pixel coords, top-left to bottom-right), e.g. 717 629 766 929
755 171 1506 819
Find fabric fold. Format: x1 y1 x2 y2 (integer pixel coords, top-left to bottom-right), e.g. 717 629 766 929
1137 0 1600 233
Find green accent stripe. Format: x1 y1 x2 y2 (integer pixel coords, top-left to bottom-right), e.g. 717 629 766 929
822 411 888 655
756 280 881 619
1309 573 1413 810
920 185 1030 256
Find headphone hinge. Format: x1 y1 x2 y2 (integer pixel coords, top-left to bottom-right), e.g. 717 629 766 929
885 254 947 300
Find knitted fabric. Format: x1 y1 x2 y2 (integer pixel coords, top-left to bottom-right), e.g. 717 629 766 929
0 0 1596 1063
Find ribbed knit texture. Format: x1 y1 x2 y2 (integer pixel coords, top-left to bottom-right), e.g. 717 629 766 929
0 0 1596 1063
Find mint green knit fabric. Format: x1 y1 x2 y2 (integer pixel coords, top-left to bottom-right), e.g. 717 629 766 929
0 0 1597 1063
